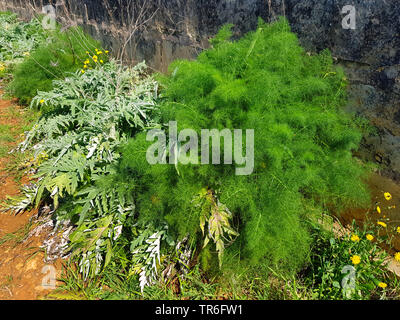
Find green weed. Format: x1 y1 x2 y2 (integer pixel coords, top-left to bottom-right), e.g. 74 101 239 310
303 219 397 300
7 26 103 105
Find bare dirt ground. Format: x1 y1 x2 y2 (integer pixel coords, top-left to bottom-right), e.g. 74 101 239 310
0 92 61 300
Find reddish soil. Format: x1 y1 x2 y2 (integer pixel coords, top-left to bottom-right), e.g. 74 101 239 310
0 92 61 300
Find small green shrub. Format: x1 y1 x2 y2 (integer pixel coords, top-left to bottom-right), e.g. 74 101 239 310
7 26 103 105
304 220 393 300
0 12 47 66
118 17 371 274
9 60 160 284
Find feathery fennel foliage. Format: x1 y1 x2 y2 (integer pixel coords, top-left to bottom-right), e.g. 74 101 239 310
9 17 371 291
117 17 371 273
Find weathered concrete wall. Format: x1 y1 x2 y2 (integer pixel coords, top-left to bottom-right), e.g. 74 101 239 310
1 0 399 180
0 0 273 71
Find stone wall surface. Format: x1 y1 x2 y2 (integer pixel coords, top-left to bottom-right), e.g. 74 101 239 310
0 0 399 180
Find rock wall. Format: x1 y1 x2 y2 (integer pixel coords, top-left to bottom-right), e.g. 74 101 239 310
0 0 399 180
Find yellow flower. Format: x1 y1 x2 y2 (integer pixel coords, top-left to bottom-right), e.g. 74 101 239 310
100 60 104 64
39 99 45 104
377 221 387 228
81 69 85 74
384 192 392 201
92 55 98 60
97 50 103 54
395 252 400 262
351 234 360 242
105 50 109 54
23 51 30 56
83 65 88 69
378 282 387 289
377 206 381 214
350 255 361 265
84 60 90 64
397 226 400 234
366 234 374 241
85 51 89 54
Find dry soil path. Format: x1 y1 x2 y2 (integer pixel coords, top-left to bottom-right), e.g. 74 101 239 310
0 91 61 300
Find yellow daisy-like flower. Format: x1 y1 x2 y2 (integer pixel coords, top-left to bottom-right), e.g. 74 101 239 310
84 60 90 64
395 252 400 262
350 255 361 265
100 60 104 64
384 192 392 201
397 226 400 234
377 206 381 214
92 55 98 60
81 69 85 74
378 282 387 289
351 234 360 242
83 65 88 69
97 50 103 54
105 50 109 54
366 234 374 241
377 221 387 228
39 99 45 104
85 51 89 54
